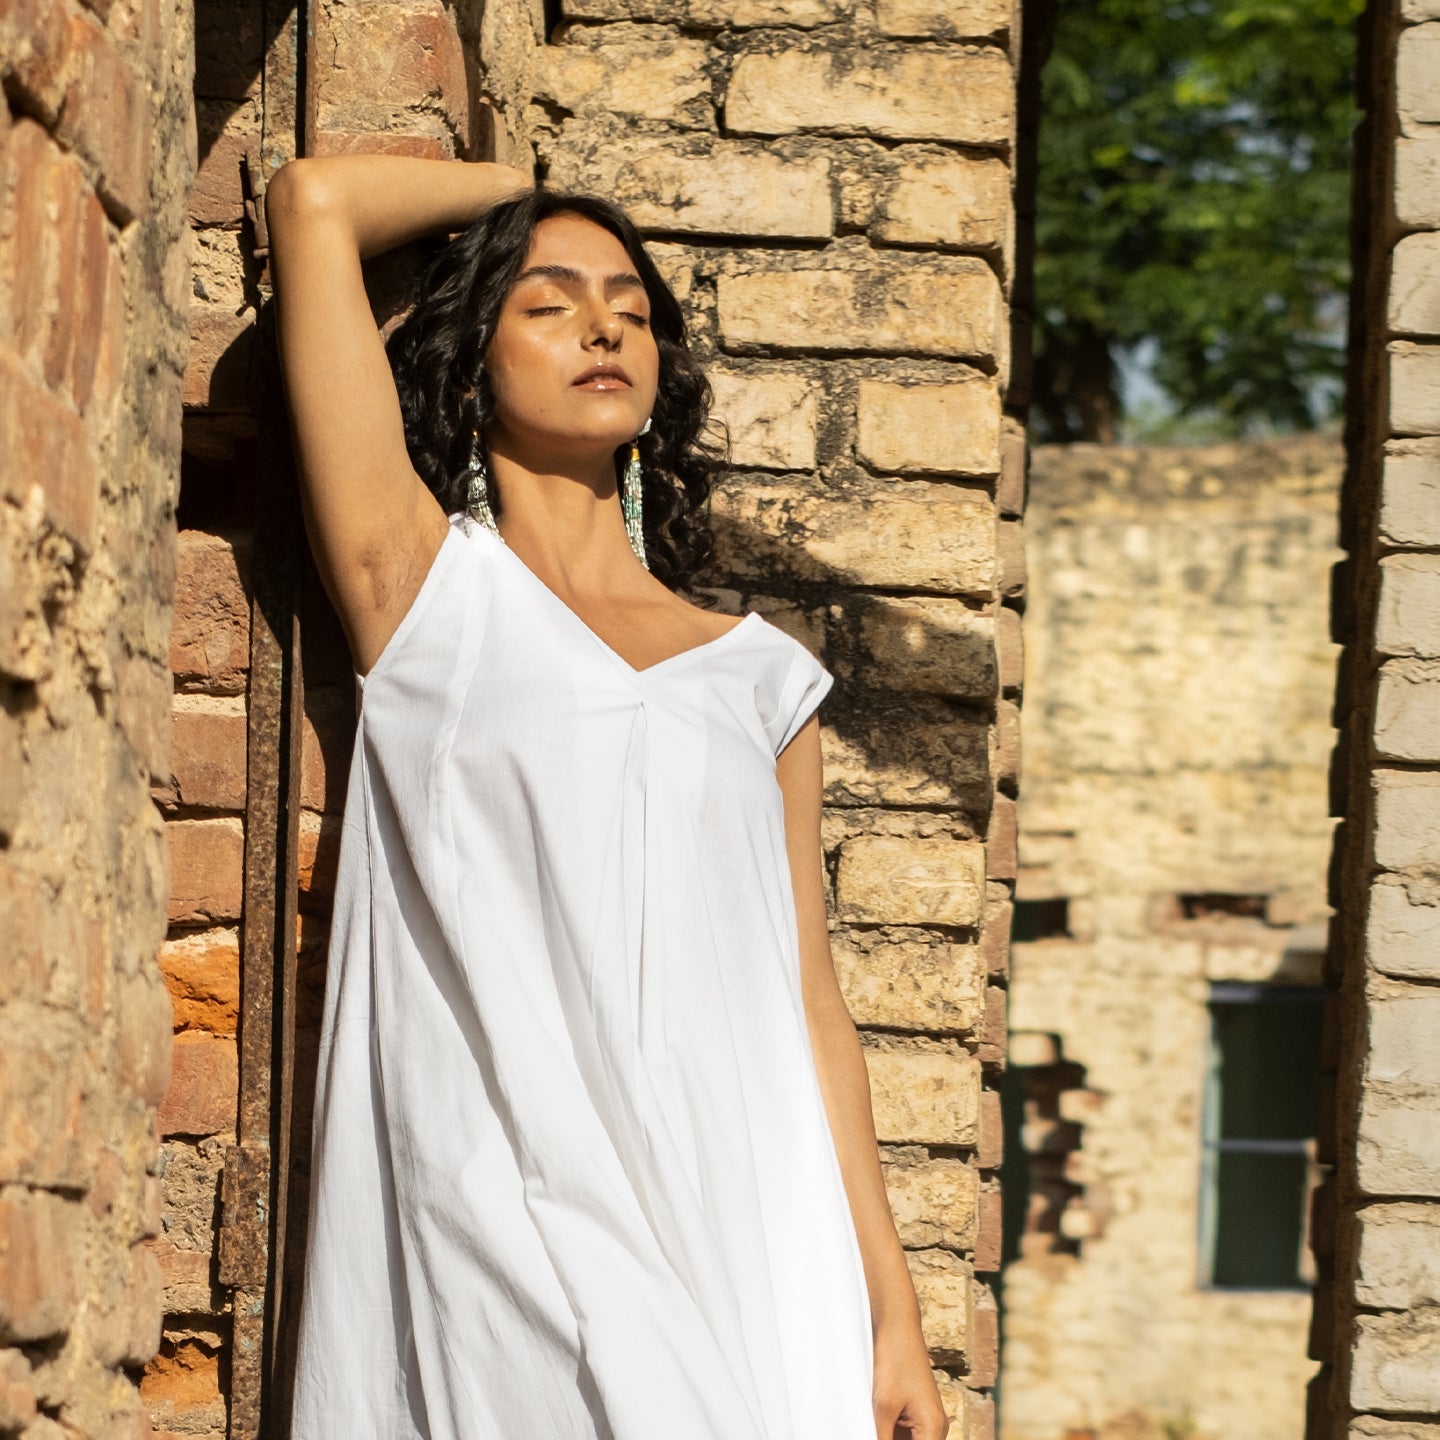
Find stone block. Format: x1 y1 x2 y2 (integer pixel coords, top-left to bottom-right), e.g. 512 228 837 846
711 479 996 595
906 1249 973 1362
708 369 818 469
1351 1310 1440 1413
168 697 246 811
876 0 1010 37
0 1187 85 1342
1375 659 1440 761
157 1035 238 1138
191 98 255 228
996 604 1022 693
1381 440 1440 547
964 1281 998 1386
835 596 996 701
300 684 355 815
986 794 1016 880
831 929 986 1032
865 1048 982 1146
1374 769 1440 871
717 262 1002 360
1358 1093 1440 1196
1368 876 1440 981
1391 231 1440 337
880 1153 980 1248
1369 991 1440 1087
1396 134 1440 229
868 153 1010 250
166 818 245 925
116 654 172 783
726 47 1013 146
1377 553 1440 658
820 696 991 813
1390 342 1440 435
1403 0 1440 16
857 378 1001 476
116 970 174 1110
563 0 843 25
159 929 241 1035
973 1185 1002 1271
536 34 712 126
1355 1202 1440 1310
548 140 830 240
183 302 256 410
1398 23 1440 132
976 1087 1002 1169
1351 1420 1440 1440
169 532 249 694
837 835 985 926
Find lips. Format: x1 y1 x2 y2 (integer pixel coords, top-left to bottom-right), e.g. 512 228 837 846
572 363 633 389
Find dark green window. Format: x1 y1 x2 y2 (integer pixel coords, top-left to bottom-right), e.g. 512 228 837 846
1199 984 1328 1290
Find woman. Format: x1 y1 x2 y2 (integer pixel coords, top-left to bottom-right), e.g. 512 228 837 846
266 152 948 1440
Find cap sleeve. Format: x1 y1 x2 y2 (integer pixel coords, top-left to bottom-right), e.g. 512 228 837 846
763 638 835 757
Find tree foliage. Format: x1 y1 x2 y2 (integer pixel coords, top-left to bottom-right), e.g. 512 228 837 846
1032 0 1363 442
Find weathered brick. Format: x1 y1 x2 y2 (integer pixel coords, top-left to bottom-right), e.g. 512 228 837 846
1367 876 1440 981
866 1048 981 1146
976 1087 1002 1169
876 0 1009 37
986 794 1016 881
297 810 342 912
0 1349 37 1431
837 836 985 926
191 98 256 228
1398 22 1440 131
996 604 1022 694
906 1248 973 1361
711 479 996 595
158 929 240 1035
0 1011 90 1189
836 596 997 701
116 655 172 783
116 970 174 1109
562 0 841 22
165 818 244 925
1396 135 1440 229
1390 231 1440 337
1355 1202 1440 1310
994 698 1020 791
880 1154 980 1248
1381 440 1440 547
1357 1092 1440 1197
157 1035 237 1138
537 36 712 126
868 152 1010 250
1369 991 1440 1088
1351 1310 1440 1413
1376 553 1440 658
717 262 1002 359
168 697 246 811
0 1186 85 1341
831 930 985 1032
963 1281 998 1386
726 47 1013 145
996 419 1026 517
1375 659 1440 762
973 1186 1002 1271
707 369 818 469
549 140 831 240
300 684 354 815
193 0 264 100
182 303 256 410
857 377 1001 476
139 1334 226 1435
311 130 451 160
1373 769 1440 872
1390 342 1440 436
169 532 249 694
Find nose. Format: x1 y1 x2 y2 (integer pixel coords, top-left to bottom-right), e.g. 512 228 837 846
581 294 624 350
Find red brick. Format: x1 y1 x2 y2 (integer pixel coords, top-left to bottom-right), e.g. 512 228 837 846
996 604 1023 695
140 1335 223 1417
973 1187 1002 1272
54 11 152 223
159 929 240 1036
978 884 1011 980
0 1186 85 1340
0 870 47 1006
311 130 452 160
994 699 1020 791
69 185 115 414
962 1284 998 1388
2 119 61 362
985 794 1016 882
116 654 173 782
0 1016 91 1188
165 818 244 925
116 970 174 1108
0 0 73 124
191 99 253 227
976 1087 1002 1170
0 1349 37 1431
301 685 354 813
297 812 341 913
964 1390 995 1440
40 141 85 395
978 984 1006 1067
157 1034 237 1137
169 703 246 810
998 517 1025 599
182 302 256 409
169 531 250 694
996 421 1025 518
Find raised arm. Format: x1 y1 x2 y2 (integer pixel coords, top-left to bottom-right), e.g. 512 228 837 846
264 155 531 674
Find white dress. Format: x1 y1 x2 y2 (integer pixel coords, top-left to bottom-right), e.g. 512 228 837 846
290 512 875 1440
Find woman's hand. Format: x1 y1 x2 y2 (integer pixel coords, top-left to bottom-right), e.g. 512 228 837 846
872 1308 951 1440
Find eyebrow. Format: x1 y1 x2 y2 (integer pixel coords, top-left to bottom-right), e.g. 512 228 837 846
514 264 647 291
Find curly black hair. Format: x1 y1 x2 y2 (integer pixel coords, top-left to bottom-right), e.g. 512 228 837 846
384 185 726 592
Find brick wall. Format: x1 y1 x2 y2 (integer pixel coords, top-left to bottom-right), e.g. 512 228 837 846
1308 0 1440 1434
150 0 1026 1430
0 0 194 1429
1004 437 1342 1440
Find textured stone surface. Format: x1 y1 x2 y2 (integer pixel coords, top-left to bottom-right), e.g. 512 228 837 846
1375 658 1440 761
707 369 819 470
1381 440 1440 547
857 378 1001 476
1356 1202 1440 1310
1351 1311 1440 1413
1367 876 1440 981
836 836 986 926
864 1048 982 1146
832 930 986 1033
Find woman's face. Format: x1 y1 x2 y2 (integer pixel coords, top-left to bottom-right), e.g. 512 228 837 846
484 213 661 462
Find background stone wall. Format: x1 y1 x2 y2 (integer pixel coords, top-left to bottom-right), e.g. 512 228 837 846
1307 0 1440 1433
149 0 1027 1433
1003 436 1342 1440
0 0 195 1431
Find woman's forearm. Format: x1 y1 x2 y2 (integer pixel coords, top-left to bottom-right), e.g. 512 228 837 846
267 154 531 260
805 987 925 1336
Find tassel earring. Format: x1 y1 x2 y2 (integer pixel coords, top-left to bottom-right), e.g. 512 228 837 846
623 416 652 570
466 429 504 543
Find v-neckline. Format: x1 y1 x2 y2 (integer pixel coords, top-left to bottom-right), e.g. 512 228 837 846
476 522 762 678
